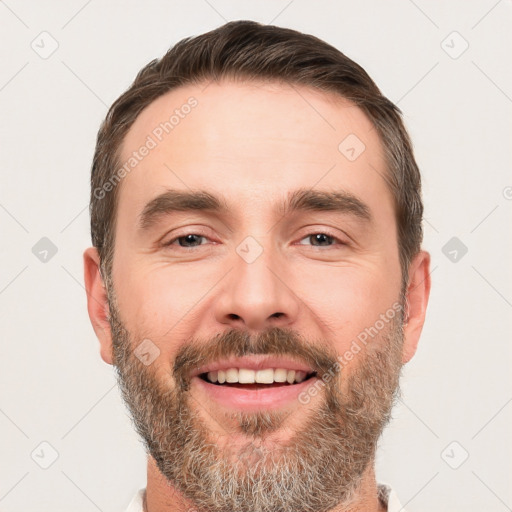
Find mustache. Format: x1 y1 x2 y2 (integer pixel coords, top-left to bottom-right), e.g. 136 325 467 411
173 327 339 391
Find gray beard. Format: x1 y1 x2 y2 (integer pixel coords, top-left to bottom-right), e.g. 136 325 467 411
108 294 404 512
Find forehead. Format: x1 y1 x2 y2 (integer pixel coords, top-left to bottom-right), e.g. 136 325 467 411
117 80 391 221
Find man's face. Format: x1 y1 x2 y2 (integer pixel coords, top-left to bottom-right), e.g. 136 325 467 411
105 81 407 511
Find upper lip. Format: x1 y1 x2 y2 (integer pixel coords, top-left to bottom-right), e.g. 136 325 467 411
191 355 316 378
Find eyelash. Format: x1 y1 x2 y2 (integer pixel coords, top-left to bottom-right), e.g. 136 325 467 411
162 231 348 250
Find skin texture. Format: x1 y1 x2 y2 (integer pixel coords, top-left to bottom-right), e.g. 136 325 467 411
84 80 431 512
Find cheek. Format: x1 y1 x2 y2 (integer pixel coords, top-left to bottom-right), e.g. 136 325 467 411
295 263 399 349
113 260 218 350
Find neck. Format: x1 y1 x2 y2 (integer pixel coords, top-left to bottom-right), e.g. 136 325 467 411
143 456 387 512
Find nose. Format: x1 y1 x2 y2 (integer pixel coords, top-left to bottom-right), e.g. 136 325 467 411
213 239 301 334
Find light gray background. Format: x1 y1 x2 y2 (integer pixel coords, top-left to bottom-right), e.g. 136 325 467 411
1 1 511 511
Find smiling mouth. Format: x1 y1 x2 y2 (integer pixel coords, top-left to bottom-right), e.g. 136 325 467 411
198 368 318 390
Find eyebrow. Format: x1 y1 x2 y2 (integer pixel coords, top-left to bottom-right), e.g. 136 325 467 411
138 190 229 231
282 188 372 222
137 188 372 231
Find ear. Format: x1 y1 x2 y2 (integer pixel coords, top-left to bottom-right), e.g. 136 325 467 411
83 247 113 365
401 250 431 364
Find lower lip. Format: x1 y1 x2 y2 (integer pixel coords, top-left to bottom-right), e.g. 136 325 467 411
192 376 319 412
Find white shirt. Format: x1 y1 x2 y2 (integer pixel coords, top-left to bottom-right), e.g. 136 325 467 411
124 483 406 511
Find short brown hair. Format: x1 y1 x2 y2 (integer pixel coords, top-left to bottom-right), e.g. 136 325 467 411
90 20 423 290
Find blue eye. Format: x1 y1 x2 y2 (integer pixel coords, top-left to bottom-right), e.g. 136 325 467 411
297 233 344 247
166 234 208 248
162 231 346 251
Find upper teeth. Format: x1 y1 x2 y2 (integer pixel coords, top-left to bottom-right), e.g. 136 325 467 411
206 368 308 384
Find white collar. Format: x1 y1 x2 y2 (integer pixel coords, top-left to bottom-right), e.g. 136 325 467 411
378 482 407 511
